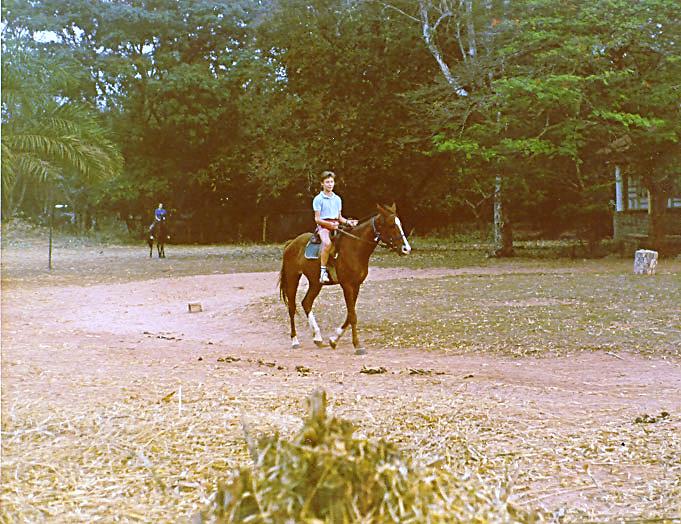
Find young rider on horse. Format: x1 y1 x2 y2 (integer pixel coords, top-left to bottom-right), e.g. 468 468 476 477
313 171 358 283
149 203 167 235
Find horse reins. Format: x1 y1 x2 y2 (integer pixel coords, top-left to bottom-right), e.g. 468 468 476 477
337 215 402 250
337 225 376 245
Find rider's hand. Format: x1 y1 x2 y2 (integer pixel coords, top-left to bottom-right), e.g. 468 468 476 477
349 219 358 227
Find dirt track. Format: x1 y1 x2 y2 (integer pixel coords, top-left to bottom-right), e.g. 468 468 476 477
5 265 680 414
2 243 681 520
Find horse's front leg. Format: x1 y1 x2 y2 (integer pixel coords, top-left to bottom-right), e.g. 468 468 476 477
330 283 364 355
346 284 364 355
148 240 153 258
329 318 350 350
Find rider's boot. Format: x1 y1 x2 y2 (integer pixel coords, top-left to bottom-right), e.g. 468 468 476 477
320 266 330 284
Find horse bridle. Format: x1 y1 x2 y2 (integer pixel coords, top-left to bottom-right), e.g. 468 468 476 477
338 215 406 252
371 215 408 251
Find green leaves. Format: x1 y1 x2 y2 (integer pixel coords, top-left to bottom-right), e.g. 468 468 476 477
3 0 679 239
591 110 666 129
1 41 122 212
499 138 555 157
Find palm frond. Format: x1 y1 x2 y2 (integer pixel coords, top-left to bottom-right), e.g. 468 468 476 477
1 142 18 195
1 34 123 218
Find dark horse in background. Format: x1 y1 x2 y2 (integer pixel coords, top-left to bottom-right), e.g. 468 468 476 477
148 218 169 258
279 203 411 355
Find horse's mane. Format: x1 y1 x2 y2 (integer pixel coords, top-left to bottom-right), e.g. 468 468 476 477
349 206 396 229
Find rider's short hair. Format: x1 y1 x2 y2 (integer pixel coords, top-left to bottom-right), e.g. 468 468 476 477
320 171 336 182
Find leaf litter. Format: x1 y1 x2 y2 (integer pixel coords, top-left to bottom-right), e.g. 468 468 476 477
3 244 681 522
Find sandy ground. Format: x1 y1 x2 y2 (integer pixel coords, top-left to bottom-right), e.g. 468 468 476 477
2 243 681 520
5 266 679 412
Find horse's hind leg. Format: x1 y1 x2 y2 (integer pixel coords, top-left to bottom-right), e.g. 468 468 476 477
148 240 153 258
286 272 302 348
301 281 324 347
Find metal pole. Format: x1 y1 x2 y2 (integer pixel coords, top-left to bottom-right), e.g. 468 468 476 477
48 205 54 270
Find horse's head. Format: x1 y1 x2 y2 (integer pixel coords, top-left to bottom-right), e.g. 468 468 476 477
374 203 411 255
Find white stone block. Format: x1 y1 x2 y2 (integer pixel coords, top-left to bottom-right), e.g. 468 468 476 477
633 249 658 275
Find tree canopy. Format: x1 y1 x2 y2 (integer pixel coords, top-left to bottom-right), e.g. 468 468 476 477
2 0 679 245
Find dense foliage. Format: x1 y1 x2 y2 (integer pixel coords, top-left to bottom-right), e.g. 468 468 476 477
1 37 122 227
2 0 679 245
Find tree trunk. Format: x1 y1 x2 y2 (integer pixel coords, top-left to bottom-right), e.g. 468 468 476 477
491 105 514 257
418 0 514 255
648 185 668 252
418 1 468 96
82 207 92 234
465 0 477 59
8 177 28 218
492 175 514 256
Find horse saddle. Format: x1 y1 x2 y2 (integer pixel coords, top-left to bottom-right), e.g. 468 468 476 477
304 233 338 284
304 232 321 259
304 231 338 260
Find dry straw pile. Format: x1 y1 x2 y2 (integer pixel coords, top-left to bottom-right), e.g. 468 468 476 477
3 382 679 522
197 389 541 523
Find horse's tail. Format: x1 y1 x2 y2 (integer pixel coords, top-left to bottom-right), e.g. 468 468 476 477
279 239 294 307
278 264 288 307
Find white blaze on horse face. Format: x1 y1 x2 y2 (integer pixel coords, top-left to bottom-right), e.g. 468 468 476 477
308 312 323 341
395 217 411 254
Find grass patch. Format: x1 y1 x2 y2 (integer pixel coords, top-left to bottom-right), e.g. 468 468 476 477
261 265 681 358
361 273 681 357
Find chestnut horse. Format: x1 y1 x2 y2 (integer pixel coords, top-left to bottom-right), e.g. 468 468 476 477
279 203 411 355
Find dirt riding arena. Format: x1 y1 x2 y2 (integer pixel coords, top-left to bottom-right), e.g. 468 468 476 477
2 236 681 522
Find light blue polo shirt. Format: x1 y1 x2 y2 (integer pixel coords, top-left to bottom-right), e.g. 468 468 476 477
312 191 342 219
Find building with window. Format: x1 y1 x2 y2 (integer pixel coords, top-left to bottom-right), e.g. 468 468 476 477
613 167 681 241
